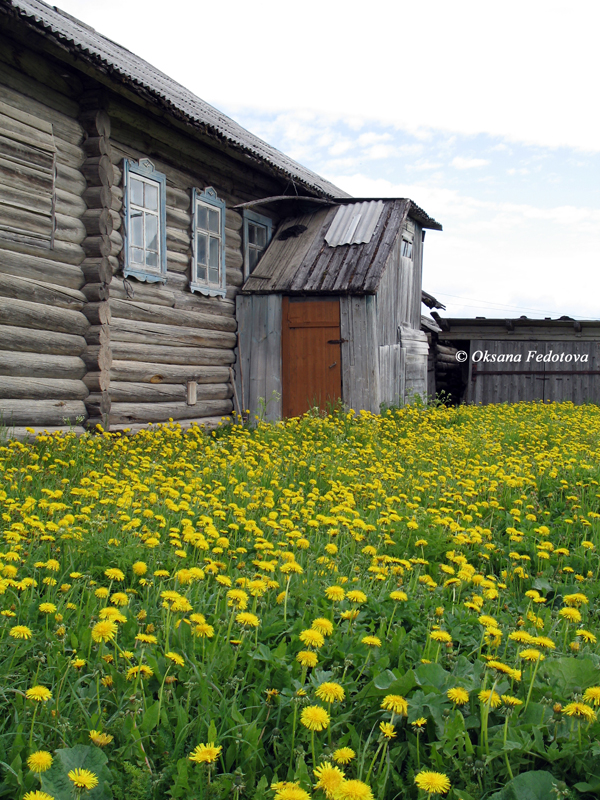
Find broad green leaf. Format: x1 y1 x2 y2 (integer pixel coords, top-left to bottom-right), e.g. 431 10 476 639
488 770 563 800
140 700 160 733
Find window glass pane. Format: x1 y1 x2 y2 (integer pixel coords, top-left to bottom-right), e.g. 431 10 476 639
145 214 158 252
209 237 219 268
248 223 257 245
256 225 267 248
131 210 143 247
196 265 206 281
209 267 219 284
146 250 158 268
249 249 260 271
208 208 220 233
197 205 208 231
145 182 159 211
130 178 143 207
131 247 144 264
197 233 207 265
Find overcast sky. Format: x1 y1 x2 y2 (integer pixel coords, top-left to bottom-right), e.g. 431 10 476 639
54 0 600 319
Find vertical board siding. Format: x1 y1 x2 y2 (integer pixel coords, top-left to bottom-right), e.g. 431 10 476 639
236 294 282 422
379 344 405 407
467 339 600 404
340 295 380 413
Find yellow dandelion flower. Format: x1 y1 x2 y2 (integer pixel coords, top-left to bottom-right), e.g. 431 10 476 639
381 694 408 715
25 686 52 703
311 617 334 636
501 695 523 707
91 620 117 643
563 702 596 721
9 625 32 639
379 721 396 738
325 586 345 601
335 779 374 800
68 768 99 790
414 771 451 795
519 648 544 662
296 650 318 668
104 568 125 582
299 629 325 649
23 792 55 800
346 590 367 604
89 730 114 746
26 751 53 773
313 762 345 799
300 705 330 731
333 747 356 764
189 742 222 763
361 635 381 647
478 689 501 708
315 681 345 703
165 651 185 666
236 612 260 628
447 687 469 706
430 630 452 643
559 607 582 623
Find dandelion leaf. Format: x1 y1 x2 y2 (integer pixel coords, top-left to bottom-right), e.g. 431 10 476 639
41 744 112 800
489 770 564 800
540 656 600 696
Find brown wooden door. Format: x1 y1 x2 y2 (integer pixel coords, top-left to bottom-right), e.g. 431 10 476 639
281 297 342 417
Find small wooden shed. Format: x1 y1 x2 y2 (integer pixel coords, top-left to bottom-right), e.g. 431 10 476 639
235 196 442 420
429 316 600 404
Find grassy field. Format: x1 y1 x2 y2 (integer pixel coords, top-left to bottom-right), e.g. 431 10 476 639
2 402 600 800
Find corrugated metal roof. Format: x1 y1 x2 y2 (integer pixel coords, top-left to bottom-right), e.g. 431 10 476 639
325 201 384 247
243 199 412 295
2 0 349 199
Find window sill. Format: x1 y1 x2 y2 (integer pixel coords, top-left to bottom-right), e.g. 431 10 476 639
124 267 166 284
190 282 226 298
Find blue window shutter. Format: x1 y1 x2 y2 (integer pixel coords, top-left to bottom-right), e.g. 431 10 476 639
123 158 168 283
190 186 227 298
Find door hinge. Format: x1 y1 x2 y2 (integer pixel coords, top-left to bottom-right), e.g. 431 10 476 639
327 338 348 344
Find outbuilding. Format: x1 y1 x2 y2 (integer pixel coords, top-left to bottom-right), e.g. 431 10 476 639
429 316 600 404
236 196 442 420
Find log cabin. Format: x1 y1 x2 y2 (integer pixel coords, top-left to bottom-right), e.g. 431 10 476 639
0 0 441 433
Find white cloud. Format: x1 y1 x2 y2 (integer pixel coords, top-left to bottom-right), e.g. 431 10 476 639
53 0 600 151
451 156 490 170
325 173 600 319
357 132 393 146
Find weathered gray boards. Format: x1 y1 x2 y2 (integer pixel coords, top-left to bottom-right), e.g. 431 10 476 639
237 198 441 420
430 317 600 405
0 1 441 431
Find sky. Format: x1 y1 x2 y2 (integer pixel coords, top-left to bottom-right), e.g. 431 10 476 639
51 0 600 319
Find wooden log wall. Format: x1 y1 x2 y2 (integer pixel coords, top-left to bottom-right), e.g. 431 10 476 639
81 118 239 430
0 79 89 432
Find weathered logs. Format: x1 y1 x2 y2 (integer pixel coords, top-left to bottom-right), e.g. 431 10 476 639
109 360 230 384
0 351 86 379
0 399 87 426
0 376 88 400
109 298 236 332
0 273 86 310
0 325 86 355
103 399 232 425
108 342 235 365
108 317 237 349
0 296 89 335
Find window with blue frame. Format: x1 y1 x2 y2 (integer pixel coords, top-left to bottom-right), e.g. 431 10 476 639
123 159 167 282
243 209 272 279
191 187 226 297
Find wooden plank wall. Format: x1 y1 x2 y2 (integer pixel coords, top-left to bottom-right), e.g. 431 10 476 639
466 339 600 405
0 69 89 434
340 295 380 413
375 220 428 404
235 294 282 421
